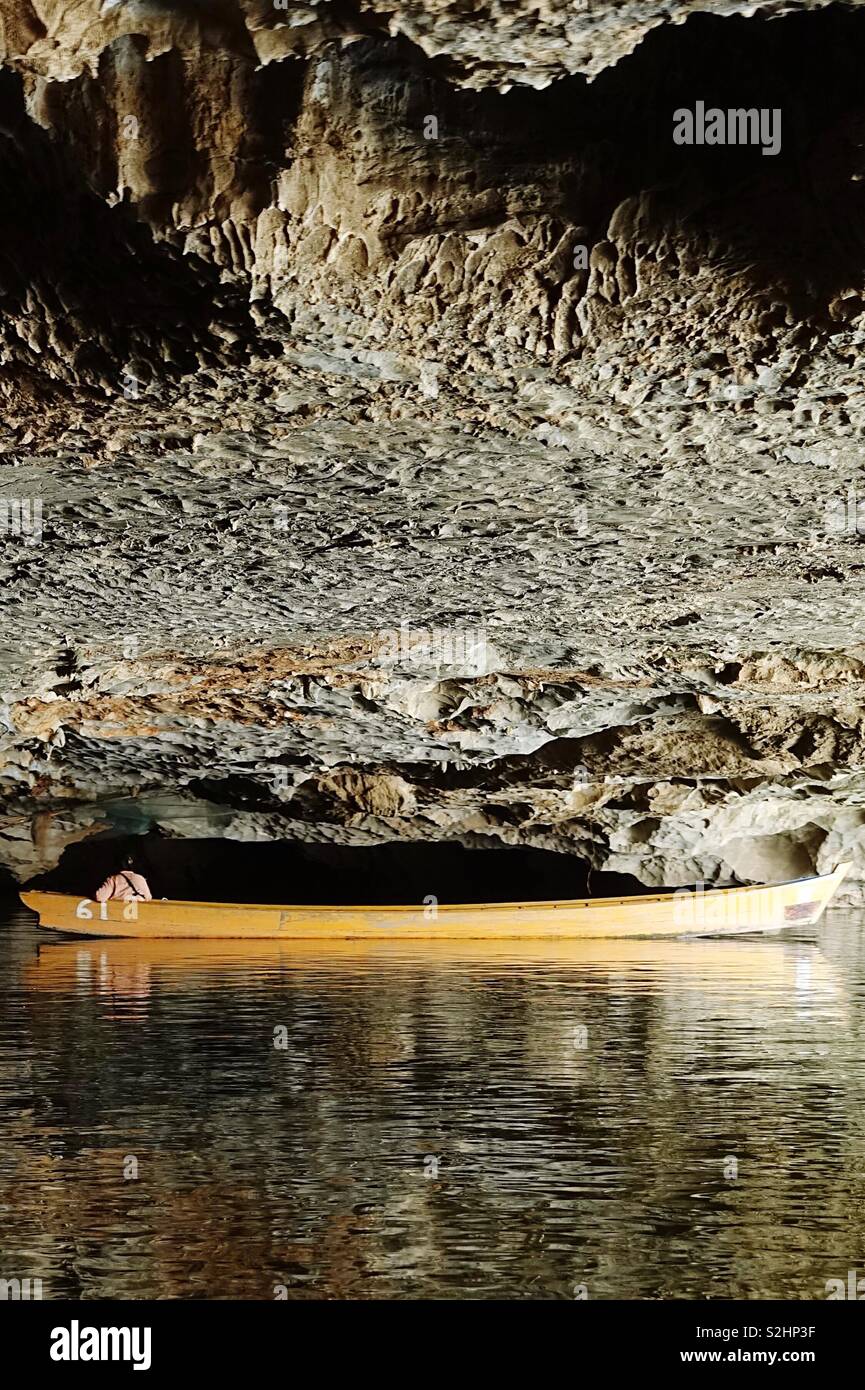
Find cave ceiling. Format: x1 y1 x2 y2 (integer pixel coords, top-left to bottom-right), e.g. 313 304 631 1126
2 0 865 887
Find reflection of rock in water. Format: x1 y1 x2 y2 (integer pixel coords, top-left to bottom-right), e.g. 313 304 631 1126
11 908 862 1299
4 5 865 894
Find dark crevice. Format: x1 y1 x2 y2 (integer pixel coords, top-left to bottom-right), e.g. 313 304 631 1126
28 833 645 904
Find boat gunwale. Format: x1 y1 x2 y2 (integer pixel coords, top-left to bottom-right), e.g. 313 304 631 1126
19 865 849 916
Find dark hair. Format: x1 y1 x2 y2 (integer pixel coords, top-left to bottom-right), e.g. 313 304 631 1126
120 852 136 871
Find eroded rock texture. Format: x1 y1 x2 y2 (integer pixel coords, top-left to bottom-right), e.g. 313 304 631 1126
3 0 865 889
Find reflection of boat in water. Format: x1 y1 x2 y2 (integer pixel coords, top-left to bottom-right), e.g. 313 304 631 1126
23 934 847 1008
18 864 850 940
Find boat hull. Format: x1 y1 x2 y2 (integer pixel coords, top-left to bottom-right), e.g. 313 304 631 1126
18 864 850 940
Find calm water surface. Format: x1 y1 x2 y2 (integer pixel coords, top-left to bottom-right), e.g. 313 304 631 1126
2 898 865 1300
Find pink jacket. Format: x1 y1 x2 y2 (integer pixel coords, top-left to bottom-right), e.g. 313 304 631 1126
95 871 152 902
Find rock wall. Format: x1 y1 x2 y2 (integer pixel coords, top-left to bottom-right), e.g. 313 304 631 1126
2 1 865 890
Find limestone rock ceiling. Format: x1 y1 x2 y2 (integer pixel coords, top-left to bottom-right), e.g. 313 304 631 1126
2 1 865 887
0 2 854 85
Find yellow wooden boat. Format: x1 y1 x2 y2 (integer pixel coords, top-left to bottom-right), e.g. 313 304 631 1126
19 863 850 940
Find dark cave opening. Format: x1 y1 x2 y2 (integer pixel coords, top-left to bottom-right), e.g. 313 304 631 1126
28 834 646 905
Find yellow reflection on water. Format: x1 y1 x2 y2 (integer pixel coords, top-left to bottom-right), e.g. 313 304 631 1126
3 916 861 1300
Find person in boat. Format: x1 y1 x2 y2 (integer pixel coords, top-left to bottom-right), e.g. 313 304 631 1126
95 854 153 904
